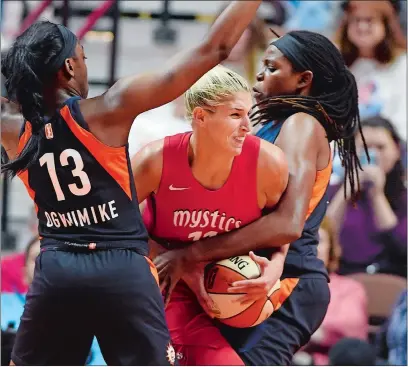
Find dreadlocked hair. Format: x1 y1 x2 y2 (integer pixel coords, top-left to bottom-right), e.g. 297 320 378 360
1 21 64 177
250 30 368 202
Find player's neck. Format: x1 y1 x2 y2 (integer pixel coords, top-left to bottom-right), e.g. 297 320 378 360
189 133 235 190
43 88 80 116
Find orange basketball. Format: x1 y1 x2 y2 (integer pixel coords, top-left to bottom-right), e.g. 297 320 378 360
204 255 281 328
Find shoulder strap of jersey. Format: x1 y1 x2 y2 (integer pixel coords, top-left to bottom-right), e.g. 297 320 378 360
236 134 261 169
233 135 260 205
161 132 192 186
59 96 88 130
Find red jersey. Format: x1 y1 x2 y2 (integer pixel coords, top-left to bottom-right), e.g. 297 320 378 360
143 132 262 244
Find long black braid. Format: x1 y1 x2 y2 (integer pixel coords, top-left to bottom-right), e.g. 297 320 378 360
251 30 368 201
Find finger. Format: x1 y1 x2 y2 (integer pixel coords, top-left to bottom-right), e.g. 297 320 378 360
164 279 177 309
198 276 221 318
160 276 170 294
232 294 262 306
153 256 164 268
249 251 269 267
164 278 174 308
231 277 267 288
228 286 266 295
157 266 169 283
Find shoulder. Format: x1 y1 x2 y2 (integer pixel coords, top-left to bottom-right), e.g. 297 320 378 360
257 139 289 199
131 138 164 174
258 139 288 176
276 112 328 160
281 112 326 137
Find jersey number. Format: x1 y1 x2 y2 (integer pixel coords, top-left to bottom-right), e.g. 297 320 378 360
188 231 218 241
40 149 91 201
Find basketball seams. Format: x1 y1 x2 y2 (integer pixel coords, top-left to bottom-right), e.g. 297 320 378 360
220 296 268 323
205 256 280 328
215 264 251 280
207 291 246 295
216 260 260 279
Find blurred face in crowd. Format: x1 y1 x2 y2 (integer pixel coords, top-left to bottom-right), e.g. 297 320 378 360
347 6 386 53
356 126 400 174
24 240 41 286
317 228 331 268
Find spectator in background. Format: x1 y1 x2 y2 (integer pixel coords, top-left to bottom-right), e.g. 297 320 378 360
335 0 407 140
328 338 377 365
296 216 368 365
1 236 39 294
1 237 40 325
376 290 407 366
327 116 407 277
283 1 341 38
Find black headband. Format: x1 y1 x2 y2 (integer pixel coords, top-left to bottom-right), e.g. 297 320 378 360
271 34 310 72
272 34 346 85
48 24 77 73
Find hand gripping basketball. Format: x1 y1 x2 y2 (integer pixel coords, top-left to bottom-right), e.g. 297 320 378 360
204 252 282 328
227 251 283 305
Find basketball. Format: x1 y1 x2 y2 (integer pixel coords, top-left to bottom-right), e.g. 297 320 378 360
204 255 281 328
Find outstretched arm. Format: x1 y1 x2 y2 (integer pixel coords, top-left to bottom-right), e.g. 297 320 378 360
184 113 323 263
95 1 262 129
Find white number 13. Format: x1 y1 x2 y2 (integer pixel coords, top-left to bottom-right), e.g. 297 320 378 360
40 149 91 201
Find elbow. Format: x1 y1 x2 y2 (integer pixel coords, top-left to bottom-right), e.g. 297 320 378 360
199 40 232 63
280 222 303 244
283 230 302 244
263 227 302 247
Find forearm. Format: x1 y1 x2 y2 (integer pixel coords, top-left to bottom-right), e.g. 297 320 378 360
370 193 398 231
186 214 297 263
206 0 262 51
270 244 289 262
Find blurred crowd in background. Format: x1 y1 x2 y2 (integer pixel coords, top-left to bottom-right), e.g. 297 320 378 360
1 1 407 365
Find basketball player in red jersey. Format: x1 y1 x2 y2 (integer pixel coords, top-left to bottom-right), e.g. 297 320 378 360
154 31 368 365
132 65 288 365
0 1 263 364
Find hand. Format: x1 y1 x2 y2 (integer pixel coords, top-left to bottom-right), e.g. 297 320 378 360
182 263 221 319
227 251 283 306
148 237 168 260
153 248 191 307
359 165 386 196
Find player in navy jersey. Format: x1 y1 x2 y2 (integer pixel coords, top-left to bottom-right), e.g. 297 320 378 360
0 1 262 364
154 30 369 365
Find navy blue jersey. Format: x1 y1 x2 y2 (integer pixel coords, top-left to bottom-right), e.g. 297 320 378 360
256 120 331 280
17 97 148 252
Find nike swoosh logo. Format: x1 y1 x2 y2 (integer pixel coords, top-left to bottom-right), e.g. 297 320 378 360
169 184 190 191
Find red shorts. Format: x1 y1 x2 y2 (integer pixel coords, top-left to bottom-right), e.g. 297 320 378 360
165 281 244 366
